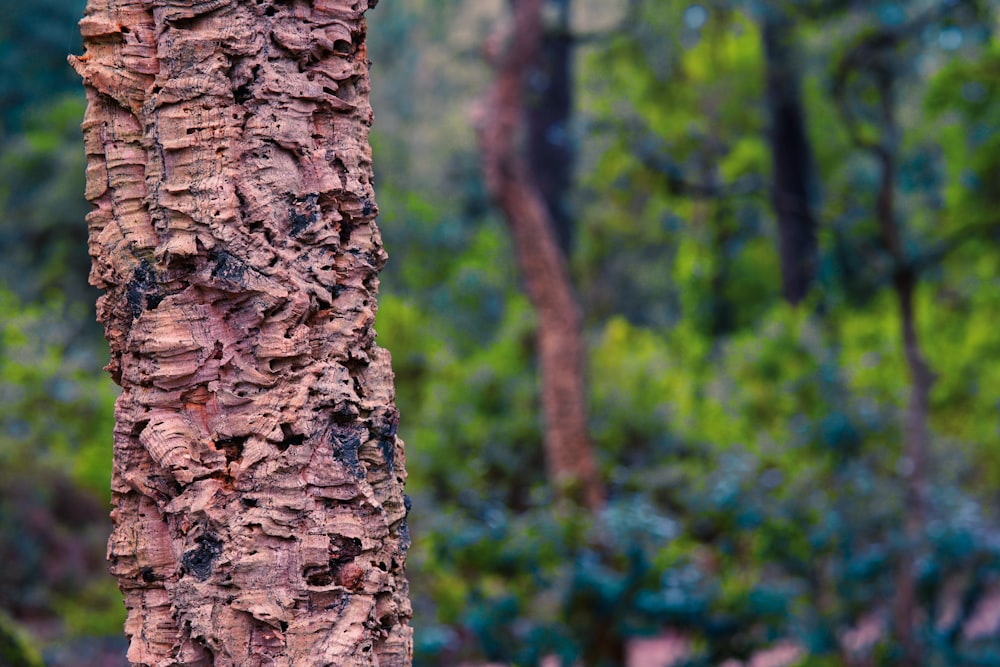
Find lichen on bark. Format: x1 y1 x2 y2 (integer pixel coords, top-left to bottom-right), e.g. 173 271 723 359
70 0 411 664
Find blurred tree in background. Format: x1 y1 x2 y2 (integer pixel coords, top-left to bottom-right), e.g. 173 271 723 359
479 0 605 511
5 0 1000 665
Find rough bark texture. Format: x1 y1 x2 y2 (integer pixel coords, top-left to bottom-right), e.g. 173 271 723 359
477 0 604 511
763 11 818 306
70 0 412 664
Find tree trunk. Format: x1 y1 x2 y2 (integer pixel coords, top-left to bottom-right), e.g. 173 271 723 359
477 0 604 511
763 11 818 306
881 141 932 667
873 71 931 667
70 1 412 665
516 0 575 257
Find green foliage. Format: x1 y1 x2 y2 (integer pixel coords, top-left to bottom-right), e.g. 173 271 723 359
0 289 123 642
52 578 127 638
0 613 44 667
372 1 1000 664
395 294 1000 663
5 0 1000 664
0 93 94 308
0 287 117 497
380 288 547 510
577 4 774 332
0 0 85 136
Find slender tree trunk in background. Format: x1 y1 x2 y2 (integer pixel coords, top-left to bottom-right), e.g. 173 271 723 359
70 0 411 664
836 40 931 661
478 0 604 511
762 10 818 306
517 0 575 257
709 198 735 338
875 81 933 667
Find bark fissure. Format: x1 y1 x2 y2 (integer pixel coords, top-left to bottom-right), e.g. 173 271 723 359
71 0 411 664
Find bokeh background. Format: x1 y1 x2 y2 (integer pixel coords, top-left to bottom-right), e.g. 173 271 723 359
3 0 1000 665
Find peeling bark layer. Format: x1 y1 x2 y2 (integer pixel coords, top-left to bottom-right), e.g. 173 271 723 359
477 0 604 511
70 1 411 664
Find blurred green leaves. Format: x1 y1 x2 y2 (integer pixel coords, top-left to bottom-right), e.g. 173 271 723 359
0 612 44 667
0 288 116 497
0 94 94 308
369 1 1000 664
3 0 1000 664
0 289 122 649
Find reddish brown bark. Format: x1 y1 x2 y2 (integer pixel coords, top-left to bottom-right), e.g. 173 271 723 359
70 0 411 664
477 0 604 511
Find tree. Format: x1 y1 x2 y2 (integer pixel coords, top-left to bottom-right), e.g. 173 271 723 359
477 0 604 511
70 0 412 664
761 6 819 306
517 0 576 258
832 4 962 661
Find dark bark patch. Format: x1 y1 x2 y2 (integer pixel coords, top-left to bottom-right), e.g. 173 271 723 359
233 81 253 105
329 423 364 478
304 569 333 587
378 438 394 473
166 16 197 29
329 402 359 424
182 533 223 581
305 538 363 588
215 435 247 464
396 489 412 552
338 221 353 247
376 408 399 439
277 422 305 450
125 259 161 320
131 419 150 437
329 534 362 563
211 250 247 286
289 193 320 236
397 517 410 552
375 408 398 471
238 65 260 105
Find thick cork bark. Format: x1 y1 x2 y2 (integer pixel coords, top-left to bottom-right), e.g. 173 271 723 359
477 0 604 511
69 1 412 665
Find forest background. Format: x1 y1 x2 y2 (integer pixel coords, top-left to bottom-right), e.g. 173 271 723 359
3 0 1000 665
